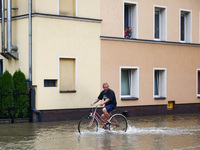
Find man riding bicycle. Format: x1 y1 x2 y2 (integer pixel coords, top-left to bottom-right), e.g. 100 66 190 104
91 83 117 126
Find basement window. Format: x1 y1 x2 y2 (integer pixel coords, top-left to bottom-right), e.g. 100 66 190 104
44 80 57 87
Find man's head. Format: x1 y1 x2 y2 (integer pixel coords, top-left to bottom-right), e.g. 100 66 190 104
103 83 109 92
128 27 132 32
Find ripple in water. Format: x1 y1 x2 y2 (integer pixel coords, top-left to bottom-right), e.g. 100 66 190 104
78 124 200 136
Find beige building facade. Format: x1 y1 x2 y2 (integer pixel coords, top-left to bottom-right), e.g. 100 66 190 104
100 0 200 116
0 0 101 121
0 0 200 121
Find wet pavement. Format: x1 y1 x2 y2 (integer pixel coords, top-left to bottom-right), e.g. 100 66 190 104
0 113 200 150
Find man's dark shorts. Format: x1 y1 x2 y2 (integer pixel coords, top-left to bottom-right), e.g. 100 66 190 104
105 104 116 113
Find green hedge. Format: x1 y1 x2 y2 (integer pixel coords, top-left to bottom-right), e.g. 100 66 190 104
13 70 29 118
0 70 14 117
0 70 29 118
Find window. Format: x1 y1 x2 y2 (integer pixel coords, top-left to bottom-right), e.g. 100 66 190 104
197 69 200 97
120 67 139 100
58 0 76 16
0 0 2 18
155 10 160 39
199 11 200 43
154 6 167 41
124 2 138 38
154 69 166 99
44 80 57 87
181 13 186 41
180 10 192 43
0 59 3 76
59 57 76 93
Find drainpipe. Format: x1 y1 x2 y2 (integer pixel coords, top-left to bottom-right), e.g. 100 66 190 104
7 0 11 53
1 0 5 53
29 0 42 122
7 0 18 52
29 81 42 122
29 0 32 81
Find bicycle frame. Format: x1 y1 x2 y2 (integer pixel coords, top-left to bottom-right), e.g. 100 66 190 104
88 105 119 129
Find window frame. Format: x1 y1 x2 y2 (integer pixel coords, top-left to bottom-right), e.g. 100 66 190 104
179 9 192 43
154 9 161 40
196 69 200 98
44 80 57 87
180 13 186 42
123 1 138 39
57 0 78 16
153 5 167 41
58 56 77 93
153 68 167 99
199 11 200 44
0 57 4 76
120 66 139 100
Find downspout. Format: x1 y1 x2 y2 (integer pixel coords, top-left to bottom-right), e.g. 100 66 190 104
29 81 41 122
1 0 5 53
29 0 42 122
7 0 18 53
7 0 11 53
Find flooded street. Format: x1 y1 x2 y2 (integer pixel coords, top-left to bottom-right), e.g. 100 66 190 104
0 113 200 150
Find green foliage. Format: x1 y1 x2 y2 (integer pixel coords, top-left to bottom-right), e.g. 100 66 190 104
13 70 29 118
0 70 14 117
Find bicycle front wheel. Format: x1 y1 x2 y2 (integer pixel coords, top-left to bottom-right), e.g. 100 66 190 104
109 114 128 132
78 116 98 134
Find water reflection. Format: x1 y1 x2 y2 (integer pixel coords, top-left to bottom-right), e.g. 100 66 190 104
0 113 199 150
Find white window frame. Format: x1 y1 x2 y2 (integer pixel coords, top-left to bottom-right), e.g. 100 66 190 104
153 68 167 98
180 12 187 42
199 11 200 43
179 9 192 43
0 57 4 76
196 69 200 97
120 66 139 99
154 9 161 40
58 56 77 92
123 1 138 38
153 5 167 41
57 0 78 16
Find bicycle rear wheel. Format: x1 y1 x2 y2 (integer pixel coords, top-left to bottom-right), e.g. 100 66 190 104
109 114 128 132
78 116 98 134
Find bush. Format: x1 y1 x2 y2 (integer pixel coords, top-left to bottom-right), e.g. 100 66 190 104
0 70 14 117
13 70 29 118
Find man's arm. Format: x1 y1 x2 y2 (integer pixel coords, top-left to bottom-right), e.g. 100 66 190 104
91 98 100 106
100 98 110 106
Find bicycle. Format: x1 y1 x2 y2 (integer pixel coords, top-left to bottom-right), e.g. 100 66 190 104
78 104 128 134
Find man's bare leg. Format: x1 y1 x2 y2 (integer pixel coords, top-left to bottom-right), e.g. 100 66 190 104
101 114 107 122
102 108 110 123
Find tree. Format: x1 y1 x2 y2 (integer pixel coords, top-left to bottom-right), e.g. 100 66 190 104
13 70 29 118
0 70 14 117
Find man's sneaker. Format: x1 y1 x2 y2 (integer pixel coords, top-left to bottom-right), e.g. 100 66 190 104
105 121 111 125
103 124 109 129
103 121 111 129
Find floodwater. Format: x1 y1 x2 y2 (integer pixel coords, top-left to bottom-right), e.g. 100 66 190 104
0 113 200 150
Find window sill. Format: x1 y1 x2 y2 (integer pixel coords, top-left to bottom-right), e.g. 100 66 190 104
60 90 76 93
121 97 138 100
154 97 166 100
